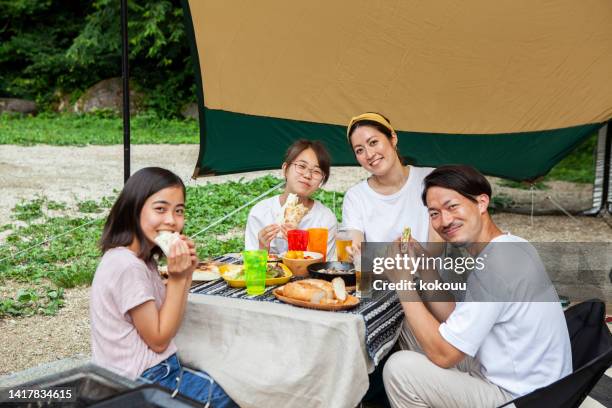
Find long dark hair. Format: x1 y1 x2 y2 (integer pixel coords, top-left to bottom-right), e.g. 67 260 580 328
421 165 492 206
100 167 186 261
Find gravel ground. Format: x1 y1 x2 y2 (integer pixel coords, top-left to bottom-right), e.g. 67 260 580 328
1 144 611 377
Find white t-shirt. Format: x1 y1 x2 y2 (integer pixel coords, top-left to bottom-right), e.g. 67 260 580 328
438 234 572 397
342 166 434 243
245 195 338 258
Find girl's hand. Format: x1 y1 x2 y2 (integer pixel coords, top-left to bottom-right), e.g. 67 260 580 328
167 237 194 278
181 235 198 273
280 222 298 239
258 224 280 249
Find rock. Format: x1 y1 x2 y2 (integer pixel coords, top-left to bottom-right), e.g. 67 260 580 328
0 98 37 115
181 102 199 120
51 90 72 113
74 78 144 115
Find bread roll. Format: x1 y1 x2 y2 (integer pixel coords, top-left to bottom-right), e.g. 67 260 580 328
283 279 334 303
332 277 347 301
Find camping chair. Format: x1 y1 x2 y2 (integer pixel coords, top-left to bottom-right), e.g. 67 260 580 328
499 299 612 408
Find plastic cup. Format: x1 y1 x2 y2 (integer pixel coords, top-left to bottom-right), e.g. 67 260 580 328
287 229 309 251
307 228 328 262
242 249 267 295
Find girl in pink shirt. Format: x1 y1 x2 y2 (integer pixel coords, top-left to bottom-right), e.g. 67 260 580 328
90 167 236 407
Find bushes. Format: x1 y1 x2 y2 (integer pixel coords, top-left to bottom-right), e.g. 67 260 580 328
0 0 194 117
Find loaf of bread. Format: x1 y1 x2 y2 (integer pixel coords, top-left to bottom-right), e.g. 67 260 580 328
282 278 347 304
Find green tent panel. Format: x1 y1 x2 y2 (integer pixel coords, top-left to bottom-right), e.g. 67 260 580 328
182 0 612 180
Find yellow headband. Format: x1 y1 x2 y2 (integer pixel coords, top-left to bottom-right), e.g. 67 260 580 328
346 113 395 142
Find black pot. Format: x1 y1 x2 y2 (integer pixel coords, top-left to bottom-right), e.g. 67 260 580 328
308 261 356 286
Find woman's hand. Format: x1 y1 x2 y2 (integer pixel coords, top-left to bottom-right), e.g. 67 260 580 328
167 236 196 278
280 222 298 239
258 224 281 249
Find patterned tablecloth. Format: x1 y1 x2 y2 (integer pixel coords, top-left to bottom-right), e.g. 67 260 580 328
190 255 405 366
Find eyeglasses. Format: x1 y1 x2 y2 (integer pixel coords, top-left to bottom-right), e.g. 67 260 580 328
291 162 325 181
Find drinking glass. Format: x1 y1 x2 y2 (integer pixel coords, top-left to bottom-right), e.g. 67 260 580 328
242 249 267 295
287 229 309 251
307 228 328 261
336 227 352 262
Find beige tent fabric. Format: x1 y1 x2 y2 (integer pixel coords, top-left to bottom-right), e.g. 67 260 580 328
188 0 612 134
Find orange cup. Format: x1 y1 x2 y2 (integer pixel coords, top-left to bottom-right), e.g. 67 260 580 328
307 228 328 262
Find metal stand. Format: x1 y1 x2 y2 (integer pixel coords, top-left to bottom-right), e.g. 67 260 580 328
584 123 611 215
121 0 131 184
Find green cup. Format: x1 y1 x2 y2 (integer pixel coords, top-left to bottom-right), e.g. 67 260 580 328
242 250 268 295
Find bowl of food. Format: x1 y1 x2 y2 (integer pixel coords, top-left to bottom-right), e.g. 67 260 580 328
280 251 324 277
308 261 356 286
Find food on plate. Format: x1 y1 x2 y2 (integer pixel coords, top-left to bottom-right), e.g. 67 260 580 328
266 263 286 278
158 265 169 279
284 250 314 260
281 278 348 304
401 227 412 243
222 264 287 281
192 262 221 281
268 253 280 262
154 231 181 256
316 266 355 275
332 277 347 301
276 193 309 226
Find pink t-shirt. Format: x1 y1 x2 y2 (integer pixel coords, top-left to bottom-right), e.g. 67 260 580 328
90 247 177 379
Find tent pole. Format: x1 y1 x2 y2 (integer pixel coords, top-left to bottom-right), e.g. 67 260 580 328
121 0 131 183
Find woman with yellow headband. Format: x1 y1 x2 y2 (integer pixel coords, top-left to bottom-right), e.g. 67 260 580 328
342 113 438 249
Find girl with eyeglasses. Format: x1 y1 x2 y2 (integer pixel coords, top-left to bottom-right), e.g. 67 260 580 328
245 139 337 257
342 113 440 252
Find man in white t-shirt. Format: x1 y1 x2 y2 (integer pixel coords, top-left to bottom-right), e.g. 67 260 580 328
383 165 572 407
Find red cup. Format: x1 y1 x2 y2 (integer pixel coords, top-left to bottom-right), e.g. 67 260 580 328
287 229 309 251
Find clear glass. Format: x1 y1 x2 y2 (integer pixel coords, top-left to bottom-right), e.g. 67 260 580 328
335 226 353 262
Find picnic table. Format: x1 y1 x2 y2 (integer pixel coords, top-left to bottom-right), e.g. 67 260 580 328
174 255 404 408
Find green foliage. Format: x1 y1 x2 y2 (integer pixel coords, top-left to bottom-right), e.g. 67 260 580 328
0 112 198 145
13 197 45 221
0 287 65 317
545 133 597 184
77 200 103 213
1 0 194 117
498 180 550 191
0 176 317 318
489 194 514 213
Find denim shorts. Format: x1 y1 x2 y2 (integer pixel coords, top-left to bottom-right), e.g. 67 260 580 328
139 354 237 408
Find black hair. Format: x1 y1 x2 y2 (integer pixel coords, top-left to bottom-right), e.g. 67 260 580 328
100 167 186 261
347 113 403 164
421 165 492 206
283 139 332 184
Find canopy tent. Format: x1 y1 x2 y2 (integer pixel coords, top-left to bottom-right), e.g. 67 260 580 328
180 0 612 182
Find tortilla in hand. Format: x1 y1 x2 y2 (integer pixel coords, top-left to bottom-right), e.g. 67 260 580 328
154 231 181 257
282 193 309 225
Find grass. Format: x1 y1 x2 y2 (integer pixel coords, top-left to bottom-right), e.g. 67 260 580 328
0 112 198 145
0 176 345 318
545 133 597 184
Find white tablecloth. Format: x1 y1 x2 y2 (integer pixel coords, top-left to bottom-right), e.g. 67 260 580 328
175 294 374 408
